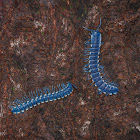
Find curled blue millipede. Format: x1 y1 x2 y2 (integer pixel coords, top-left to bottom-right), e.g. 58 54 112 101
83 19 119 95
9 82 76 115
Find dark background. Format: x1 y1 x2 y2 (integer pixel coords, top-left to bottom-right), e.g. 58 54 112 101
0 0 139 139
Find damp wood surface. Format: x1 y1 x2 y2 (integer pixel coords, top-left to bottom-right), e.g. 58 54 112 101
0 0 140 140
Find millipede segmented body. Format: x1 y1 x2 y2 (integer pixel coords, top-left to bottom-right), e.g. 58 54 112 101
83 19 119 95
9 82 76 115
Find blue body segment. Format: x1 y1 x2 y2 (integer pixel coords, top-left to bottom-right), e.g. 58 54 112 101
103 84 111 94
92 76 102 82
89 60 99 64
85 48 100 52
89 56 99 60
89 64 100 69
91 44 101 48
39 95 45 103
90 49 100 53
89 65 99 69
95 79 104 87
9 82 76 115
83 19 119 95
90 72 100 78
104 85 111 94
97 83 106 91
90 52 100 56
108 86 115 95
91 37 101 46
98 82 107 90
44 94 49 102
90 68 99 73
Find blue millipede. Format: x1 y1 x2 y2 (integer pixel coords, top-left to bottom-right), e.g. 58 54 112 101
83 19 119 95
9 82 76 115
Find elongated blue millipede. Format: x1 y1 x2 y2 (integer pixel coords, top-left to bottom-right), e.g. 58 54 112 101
83 19 119 95
9 82 76 115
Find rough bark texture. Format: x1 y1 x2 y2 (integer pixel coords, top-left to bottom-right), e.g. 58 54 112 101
0 0 140 139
